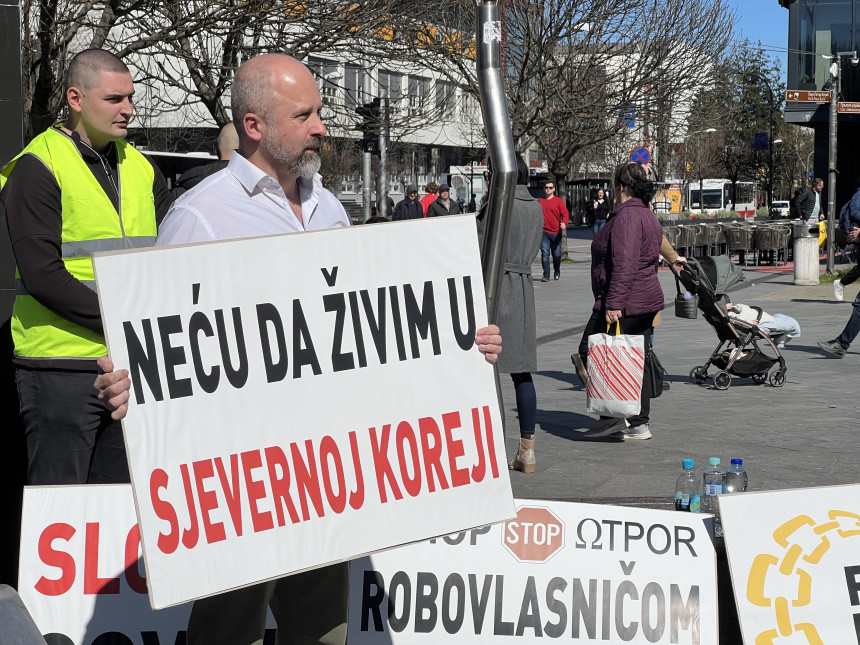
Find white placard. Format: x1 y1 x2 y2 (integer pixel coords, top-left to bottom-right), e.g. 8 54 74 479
720 484 860 644
17 485 192 644
93 216 515 609
347 500 717 644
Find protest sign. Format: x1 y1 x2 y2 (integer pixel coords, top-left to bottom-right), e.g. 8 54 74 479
347 500 717 643
92 216 515 609
720 484 860 644
17 485 197 644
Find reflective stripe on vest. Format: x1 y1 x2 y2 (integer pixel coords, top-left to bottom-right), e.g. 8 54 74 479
16 278 97 295
62 236 157 258
3 127 157 359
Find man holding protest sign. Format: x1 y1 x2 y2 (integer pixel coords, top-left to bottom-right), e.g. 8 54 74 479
1 49 171 485
96 53 502 645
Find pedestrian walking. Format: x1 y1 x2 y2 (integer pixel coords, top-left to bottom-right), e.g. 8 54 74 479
426 183 461 216
537 181 569 282
392 184 423 220
577 162 664 440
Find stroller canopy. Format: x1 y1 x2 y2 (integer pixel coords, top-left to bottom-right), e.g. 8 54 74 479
692 255 746 299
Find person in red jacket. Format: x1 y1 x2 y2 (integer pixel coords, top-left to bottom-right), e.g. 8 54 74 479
420 181 438 216
537 181 569 281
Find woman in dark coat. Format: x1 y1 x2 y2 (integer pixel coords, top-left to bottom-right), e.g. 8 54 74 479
478 155 543 472
590 188 611 235
577 162 665 440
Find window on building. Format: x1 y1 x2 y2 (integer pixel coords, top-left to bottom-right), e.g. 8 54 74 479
344 65 367 107
378 70 403 114
461 91 478 115
791 0 860 99
307 56 340 106
341 170 362 195
408 75 430 117
436 80 456 117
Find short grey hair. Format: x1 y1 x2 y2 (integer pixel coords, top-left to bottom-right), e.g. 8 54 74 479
231 63 274 132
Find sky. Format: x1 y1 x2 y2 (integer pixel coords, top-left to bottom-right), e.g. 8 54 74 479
726 0 790 79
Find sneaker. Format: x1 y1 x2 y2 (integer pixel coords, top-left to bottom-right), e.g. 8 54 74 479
540 276 550 282
618 424 652 440
581 417 627 437
570 353 588 386
818 339 847 358
834 279 845 302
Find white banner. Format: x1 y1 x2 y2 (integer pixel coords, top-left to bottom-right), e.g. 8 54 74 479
92 216 514 609
347 500 717 643
17 485 193 644
720 484 860 644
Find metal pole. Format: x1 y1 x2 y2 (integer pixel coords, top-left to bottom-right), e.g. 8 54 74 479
476 0 516 322
362 61 373 222
827 56 839 274
378 97 388 219
768 89 774 211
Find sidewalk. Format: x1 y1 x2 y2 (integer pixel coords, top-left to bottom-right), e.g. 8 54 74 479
503 227 860 502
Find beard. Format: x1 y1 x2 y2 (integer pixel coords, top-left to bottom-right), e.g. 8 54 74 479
292 149 322 180
263 125 322 180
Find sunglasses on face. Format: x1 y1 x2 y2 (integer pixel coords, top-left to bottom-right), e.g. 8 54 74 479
545 186 554 190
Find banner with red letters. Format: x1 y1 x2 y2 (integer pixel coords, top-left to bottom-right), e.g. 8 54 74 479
18 485 191 644
92 216 515 609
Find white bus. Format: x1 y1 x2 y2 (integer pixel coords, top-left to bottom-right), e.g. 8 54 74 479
687 179 757 218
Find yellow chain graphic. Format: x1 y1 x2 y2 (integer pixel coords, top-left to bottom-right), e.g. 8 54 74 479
746 509 860 644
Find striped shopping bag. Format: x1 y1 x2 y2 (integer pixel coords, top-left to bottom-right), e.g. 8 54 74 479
586 323 645 418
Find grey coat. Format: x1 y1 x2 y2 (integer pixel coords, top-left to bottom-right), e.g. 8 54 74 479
477 185 543 373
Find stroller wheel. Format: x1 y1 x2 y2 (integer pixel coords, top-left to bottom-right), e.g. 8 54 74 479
713 371 732 390
752 373 767 385
690 366 708 385
770 369 786 387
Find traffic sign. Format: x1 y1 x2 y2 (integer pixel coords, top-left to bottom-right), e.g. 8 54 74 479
630 146 650 164
502 506 565 563
786 90 831 103
838 102 860 113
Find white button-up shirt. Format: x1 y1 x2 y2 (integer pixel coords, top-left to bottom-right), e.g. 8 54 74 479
157 153 350 246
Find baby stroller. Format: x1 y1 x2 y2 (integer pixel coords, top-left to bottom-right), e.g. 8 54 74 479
671 256 787 390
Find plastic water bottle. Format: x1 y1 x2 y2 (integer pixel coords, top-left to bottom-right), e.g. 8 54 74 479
725 458 748 493
682 290 693 300
702 457 725 537
674 459 701 512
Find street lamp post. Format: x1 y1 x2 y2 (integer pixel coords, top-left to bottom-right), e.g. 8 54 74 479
761 84 777 213
804 151 814 181
824 51 857 273
771 138 783 202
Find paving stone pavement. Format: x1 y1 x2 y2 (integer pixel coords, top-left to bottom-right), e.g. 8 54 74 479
502 227 860 502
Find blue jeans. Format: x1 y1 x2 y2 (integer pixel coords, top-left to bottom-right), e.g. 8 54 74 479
759 314 801 340
540 231 562 278
16 368 130 484
592 219 607 236
836 290 860 349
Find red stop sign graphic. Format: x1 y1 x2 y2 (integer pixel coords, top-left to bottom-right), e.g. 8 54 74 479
502 506 565 563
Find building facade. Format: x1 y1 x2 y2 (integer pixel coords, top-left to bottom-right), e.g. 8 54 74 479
782 0 860 206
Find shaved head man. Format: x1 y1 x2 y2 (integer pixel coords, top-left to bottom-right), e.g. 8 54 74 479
1 48 171 486
95 53 502 645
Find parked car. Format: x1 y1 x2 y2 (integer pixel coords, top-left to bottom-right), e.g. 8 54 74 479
770 200 791 218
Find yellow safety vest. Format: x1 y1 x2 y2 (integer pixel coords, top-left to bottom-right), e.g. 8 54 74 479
1 127 157 359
